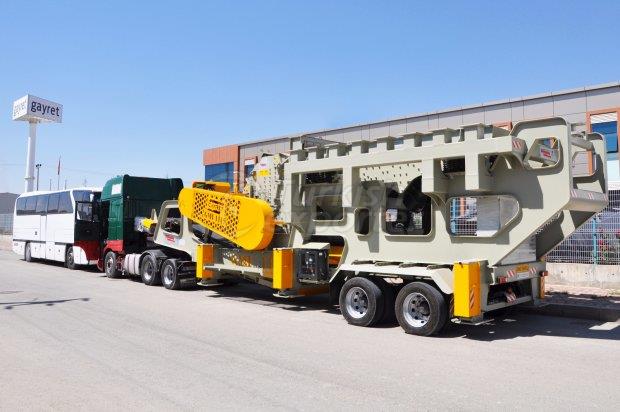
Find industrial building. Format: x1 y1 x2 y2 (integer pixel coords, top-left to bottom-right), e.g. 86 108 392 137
203 81 620 188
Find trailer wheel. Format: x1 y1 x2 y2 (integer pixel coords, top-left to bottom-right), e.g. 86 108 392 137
140 254 161 286
65 246 77 270
24 243 33 262
373 277 396 324
395 282 447 336
339 277 385 327
161 259 182 290
104 251 121 278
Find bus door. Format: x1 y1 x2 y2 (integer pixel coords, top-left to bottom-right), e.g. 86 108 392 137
34 195 48 259
74 200 102 262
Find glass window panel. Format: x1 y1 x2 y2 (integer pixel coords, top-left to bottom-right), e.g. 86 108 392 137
25 196 37 214
58 191 73 214
16 197 26 215
35 195 49 214
204 162 234 186
592 121 618 153
47 193 60 214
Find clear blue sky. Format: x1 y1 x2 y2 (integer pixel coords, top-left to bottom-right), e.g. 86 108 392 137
1 0 619 193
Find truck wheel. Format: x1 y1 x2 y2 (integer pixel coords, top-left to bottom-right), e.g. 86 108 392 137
140 254 161 286
339 277 385 327
104 251 121 278
161 259 182 290
395 282 447 336
65 246 77 270
373 277 396 324
24 243 33 262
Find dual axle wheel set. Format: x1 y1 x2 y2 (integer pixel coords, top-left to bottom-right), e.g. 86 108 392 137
339 277 449 336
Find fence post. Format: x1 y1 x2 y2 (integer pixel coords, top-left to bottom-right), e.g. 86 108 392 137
592 216 598 266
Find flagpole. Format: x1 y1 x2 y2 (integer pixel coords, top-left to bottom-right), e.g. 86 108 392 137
57 156 61 190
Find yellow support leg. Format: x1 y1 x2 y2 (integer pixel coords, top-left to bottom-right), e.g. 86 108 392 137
453 262 481 318
272 248 293 290
196 244 214 280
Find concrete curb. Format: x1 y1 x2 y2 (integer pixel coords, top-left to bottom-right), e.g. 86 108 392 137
518 304 619 322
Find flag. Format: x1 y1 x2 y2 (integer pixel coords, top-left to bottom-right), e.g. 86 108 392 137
57 156 61 175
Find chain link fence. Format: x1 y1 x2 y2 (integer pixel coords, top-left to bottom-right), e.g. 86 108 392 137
0 214 13 235
547 188 620 265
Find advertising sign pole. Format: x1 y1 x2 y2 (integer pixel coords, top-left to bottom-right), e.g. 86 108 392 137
24 121 37 192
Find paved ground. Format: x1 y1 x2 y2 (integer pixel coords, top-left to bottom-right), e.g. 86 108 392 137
0 250 618 411
545 285 619 311
0 234 11 251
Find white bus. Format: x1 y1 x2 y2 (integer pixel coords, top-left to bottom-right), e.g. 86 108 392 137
12 188 102 269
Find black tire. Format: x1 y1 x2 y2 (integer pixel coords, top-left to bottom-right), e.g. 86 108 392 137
140 254 161 286
395 282 448 336
373 277 396 324
24 243 33 262
104 251 121 278
161 259 182 290
339 277 385 327
65 246 77 270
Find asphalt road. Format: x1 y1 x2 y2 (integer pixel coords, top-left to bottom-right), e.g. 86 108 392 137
0 250 618 411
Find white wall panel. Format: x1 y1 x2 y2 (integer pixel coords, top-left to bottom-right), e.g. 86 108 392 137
524 97 554 119
586 88 620 111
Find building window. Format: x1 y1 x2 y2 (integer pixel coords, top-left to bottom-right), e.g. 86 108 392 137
244 163 254 178
590 112 618 154
205 162 234 186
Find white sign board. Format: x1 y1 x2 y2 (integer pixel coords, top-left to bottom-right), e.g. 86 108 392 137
12 95 63 123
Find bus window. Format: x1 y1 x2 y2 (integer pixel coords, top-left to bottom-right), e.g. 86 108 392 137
25 196 37 215
76 202 93 221
36 195 49 215
47 193 60 214
15 198 26 215
58 192 73 214
73 190 91 202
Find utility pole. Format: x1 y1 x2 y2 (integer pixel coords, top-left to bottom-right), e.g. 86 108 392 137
35 163 41 191
49 178 52 190
64 179 67 189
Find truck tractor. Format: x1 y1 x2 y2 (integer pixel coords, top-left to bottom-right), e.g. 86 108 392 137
98 175 184 280
117 118 609 336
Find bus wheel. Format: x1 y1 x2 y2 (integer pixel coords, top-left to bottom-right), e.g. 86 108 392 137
140 254 161 286
395 282 447 336
339 277 385 327
24 243 34 262
104 251 121 278
161 259 182 290
65 247 77 270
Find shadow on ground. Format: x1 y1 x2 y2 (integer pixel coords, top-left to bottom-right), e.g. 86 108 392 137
206 281 339 315
205 282 620 342
440 312 619 342
1 297 90 310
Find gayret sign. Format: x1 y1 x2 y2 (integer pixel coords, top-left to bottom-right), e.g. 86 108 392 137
12 95 63 123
